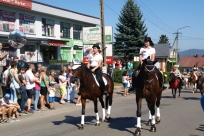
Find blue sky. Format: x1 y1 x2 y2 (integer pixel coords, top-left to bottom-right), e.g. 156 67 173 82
37 0 204 51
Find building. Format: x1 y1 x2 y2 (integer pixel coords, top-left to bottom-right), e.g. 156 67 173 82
179 56 204 71
154 43 170 72
0 0 100 64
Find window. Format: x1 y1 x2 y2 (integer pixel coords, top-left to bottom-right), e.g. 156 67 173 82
42 18 55 36
0 10 15 32
73 24 82 39
60 22 70 38
19 13 35 34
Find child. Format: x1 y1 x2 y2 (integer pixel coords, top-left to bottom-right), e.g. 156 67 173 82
49 82 56 109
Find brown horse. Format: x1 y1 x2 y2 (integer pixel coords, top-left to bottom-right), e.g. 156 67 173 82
168 73 181 98
190 72 198 93
196 75 204 96
132 59 162 136
72 63 114 130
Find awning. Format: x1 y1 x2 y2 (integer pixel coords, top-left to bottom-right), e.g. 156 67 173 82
168 58 176 63
40 40 67 47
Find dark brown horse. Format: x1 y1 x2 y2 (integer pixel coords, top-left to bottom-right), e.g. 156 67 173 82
132 59 162 136
197 75 204 96
72 63 114 130
168 73 181 98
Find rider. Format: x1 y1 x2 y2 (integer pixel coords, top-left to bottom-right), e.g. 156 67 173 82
192 64 200 76
87 44 109 95
169 65 183 88
137 36 167 90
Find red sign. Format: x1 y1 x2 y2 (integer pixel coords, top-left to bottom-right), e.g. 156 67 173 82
0 0 32 10
48 40 66 46
83 56 114 64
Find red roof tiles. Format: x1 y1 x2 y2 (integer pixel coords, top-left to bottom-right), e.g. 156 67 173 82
179 56 204 68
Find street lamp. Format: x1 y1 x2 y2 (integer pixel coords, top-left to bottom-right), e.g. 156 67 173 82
174 25 190 64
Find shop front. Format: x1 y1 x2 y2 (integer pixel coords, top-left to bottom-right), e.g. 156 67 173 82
60 39 83 63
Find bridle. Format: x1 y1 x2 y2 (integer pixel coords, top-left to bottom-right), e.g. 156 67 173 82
72 64 90 80
143 64 156 84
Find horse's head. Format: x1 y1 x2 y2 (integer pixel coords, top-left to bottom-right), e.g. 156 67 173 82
140 58 157 82
169 73 176 82
72 62 83 82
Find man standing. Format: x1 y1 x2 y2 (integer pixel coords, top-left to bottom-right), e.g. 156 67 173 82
0 43 8 77
25 64 38 113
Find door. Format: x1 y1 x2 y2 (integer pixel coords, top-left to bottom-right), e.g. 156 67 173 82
60 47 71 62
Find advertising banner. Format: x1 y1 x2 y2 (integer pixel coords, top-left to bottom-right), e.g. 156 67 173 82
83 26 113 44
0 0 32 9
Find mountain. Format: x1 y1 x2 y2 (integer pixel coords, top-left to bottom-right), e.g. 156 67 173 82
179 49 204 58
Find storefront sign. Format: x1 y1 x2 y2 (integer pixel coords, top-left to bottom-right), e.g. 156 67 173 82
48 40 66 46
83 26 113 44
83 56 113 64
0 0 32 9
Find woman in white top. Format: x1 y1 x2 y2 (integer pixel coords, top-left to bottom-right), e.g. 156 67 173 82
138 37 166 90
58 70 68 104
87 44 108 95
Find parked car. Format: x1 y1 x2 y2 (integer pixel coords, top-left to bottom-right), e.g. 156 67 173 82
46 63 69 83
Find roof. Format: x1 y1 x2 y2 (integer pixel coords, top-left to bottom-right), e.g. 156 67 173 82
33 1 99 19
179 56 204 68
154 44 170 58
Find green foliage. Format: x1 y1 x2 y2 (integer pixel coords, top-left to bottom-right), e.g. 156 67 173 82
163 71 170 83
133 61 140 69
49 60 67 64
158 34 169 44
114 0 147 59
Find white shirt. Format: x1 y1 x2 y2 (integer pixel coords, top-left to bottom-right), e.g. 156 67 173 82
25 69 35 89
49 86 55 97
89 53 103 67
59 75 67 86
0 98 12 106
139 46 155 60
122 76 128 83
2 69 9 85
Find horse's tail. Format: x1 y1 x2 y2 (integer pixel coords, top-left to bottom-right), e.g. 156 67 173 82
105 95 109 109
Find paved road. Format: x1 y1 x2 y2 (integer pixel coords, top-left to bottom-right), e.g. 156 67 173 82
0 87 204 136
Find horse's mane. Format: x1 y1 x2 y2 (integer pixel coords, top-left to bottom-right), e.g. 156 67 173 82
81 64 93 76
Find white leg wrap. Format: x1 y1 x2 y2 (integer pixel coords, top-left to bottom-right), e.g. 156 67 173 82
107 106 111 115
81 115 85 125
157 108 160 117
96 113 99 122
102 108 106 119
136 117 141 128
149 110 152 120
151 115 155 125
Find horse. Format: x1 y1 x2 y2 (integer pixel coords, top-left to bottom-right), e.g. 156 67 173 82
197 75 204 96
132 59 162 136
168 73 181 98
72 63 114 130
190 72 198 93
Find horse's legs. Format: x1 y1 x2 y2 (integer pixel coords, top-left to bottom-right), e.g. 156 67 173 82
93 98 100 126
106 93 113 121
150 100 156 132
156 94 161 123
99 97 106 122
146 100 151 126
135 95 142 136
78 98 86 130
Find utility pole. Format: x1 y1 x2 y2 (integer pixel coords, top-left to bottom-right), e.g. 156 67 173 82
100 0 107 73
100 0 106 66
173 31 181 64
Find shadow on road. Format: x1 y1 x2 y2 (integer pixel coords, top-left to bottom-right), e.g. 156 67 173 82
108 117 151 135
162 96 173 99
182 97 200 101
195 124 204 132
51 115 95 128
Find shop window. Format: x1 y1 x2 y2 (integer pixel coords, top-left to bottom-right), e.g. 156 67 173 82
19 13 35 34
42 18 55 36
73 24 82 39
0 10 15 32
60 22 70 38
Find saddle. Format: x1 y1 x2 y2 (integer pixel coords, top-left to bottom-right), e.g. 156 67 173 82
92 73 107 87
171 79 180 88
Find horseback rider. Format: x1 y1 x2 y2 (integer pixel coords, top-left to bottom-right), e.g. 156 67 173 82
136 36 167 90
169 65 183 89
87 44 109 95
201 64 204 76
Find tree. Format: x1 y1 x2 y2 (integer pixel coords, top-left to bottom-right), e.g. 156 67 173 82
114 0 147 59
158 34 169 44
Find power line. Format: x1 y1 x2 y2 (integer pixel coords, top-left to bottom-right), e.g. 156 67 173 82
138 0 175 32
